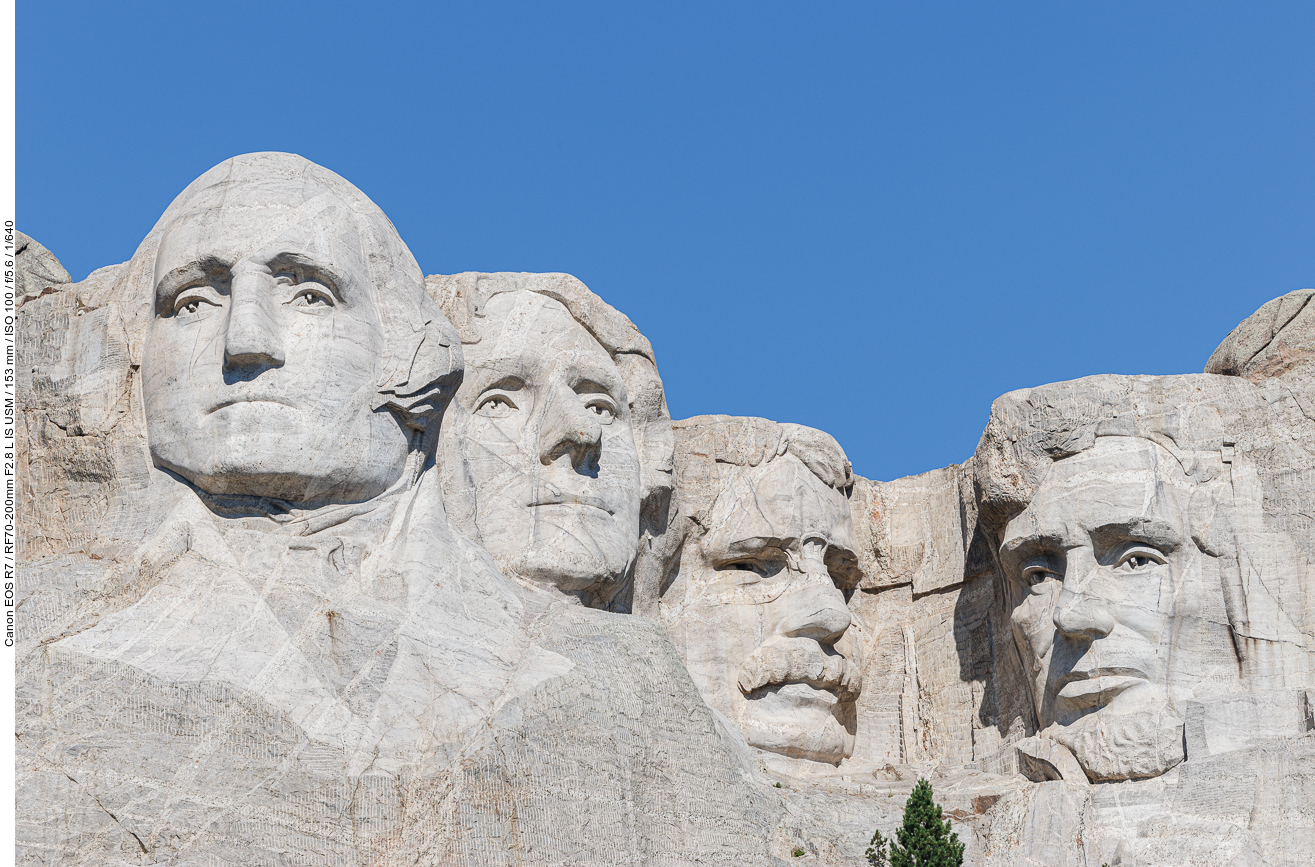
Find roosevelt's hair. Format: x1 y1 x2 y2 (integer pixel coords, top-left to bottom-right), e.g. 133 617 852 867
670 415 854 530
115 152 462 435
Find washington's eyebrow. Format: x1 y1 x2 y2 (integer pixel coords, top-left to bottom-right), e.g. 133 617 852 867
155 256 229 313
265 252 346 302
1089 519 1183 553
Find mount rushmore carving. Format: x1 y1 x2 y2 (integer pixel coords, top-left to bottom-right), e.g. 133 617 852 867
14 153 1315 866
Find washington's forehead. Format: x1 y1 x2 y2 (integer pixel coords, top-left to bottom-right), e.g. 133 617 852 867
154 203 364 277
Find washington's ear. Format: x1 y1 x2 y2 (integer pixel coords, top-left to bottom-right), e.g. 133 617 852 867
375 317 466 430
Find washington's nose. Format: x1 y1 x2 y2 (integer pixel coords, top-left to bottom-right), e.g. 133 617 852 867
224 265 285 370
1053 587 1116 640
779 581 851 645
538 384 603 470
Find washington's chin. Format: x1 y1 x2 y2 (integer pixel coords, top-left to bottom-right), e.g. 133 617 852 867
739 684 854 765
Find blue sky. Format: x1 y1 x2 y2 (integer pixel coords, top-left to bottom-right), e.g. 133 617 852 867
19 2 1315 481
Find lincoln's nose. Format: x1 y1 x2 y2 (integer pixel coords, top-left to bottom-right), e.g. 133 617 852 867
1053 587 1116 640
224 262 285 370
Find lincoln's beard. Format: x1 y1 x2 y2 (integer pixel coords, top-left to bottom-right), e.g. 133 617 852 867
1051 703 1186 782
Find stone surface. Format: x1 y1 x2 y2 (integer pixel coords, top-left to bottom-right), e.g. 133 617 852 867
14 153 1315 866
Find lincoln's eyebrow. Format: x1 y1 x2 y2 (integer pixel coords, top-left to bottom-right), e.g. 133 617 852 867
999 532 1066 567
155 256 228 314
1089 519 1183 553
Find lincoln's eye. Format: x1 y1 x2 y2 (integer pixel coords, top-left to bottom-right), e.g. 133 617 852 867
476 394 518 418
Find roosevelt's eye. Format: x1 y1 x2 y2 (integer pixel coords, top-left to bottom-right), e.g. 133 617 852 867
1114 546 1167 573
289 284 334 309
171 285 224 316
718 555 786 582
475 394 518 419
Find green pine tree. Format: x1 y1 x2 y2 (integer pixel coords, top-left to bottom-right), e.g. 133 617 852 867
887 779 964 867
865 828 889 866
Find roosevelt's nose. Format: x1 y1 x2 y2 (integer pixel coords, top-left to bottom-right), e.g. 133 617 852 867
778 580 851 645
538 384 602 470
224 264 285 370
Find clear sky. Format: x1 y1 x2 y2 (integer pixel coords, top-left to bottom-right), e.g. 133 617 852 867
18 2 1315 481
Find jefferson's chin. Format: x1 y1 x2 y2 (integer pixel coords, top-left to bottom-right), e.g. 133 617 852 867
741 685 854 764
488 507 638 593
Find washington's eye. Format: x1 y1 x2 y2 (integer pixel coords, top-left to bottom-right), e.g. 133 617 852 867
290 284 334 308
171 285 224 316
475 394 518 418
1114 547 1166 572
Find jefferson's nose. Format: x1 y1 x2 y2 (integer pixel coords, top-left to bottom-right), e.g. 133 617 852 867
224 264 285 370
778 580 851 645
1053 587 1116 640
538 384 602 470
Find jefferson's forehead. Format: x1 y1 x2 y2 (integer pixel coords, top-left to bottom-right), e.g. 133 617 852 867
464 291 623 390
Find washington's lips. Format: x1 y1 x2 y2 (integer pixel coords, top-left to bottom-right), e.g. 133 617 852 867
737 641 862 702
530 493 614 514
207 396 297 414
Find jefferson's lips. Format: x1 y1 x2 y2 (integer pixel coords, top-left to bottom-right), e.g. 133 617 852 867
530 494 614 514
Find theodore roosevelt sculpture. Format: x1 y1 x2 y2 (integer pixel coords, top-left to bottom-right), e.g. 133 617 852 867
659 416 863 766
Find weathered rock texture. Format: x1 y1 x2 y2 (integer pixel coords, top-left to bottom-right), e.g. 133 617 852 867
14 155 1315 866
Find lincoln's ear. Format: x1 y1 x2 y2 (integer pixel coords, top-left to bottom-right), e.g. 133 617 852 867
376 316 466 430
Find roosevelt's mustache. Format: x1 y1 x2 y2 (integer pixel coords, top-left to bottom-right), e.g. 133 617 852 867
737 639 862 702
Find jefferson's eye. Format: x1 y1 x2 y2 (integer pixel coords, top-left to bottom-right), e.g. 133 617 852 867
475 394 518 418
290 285 334 308
171 285 224 316
584 399 615 422
1114 547 1166 572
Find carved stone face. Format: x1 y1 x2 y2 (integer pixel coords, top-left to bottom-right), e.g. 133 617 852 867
665 454 861 764
143 200 410 505
1000 437 1219 779
449 290 642 593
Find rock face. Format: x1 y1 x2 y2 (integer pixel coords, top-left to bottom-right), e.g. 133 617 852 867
15 153 1315 866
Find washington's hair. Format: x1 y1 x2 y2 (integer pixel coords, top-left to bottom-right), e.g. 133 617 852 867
111 152 463 437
